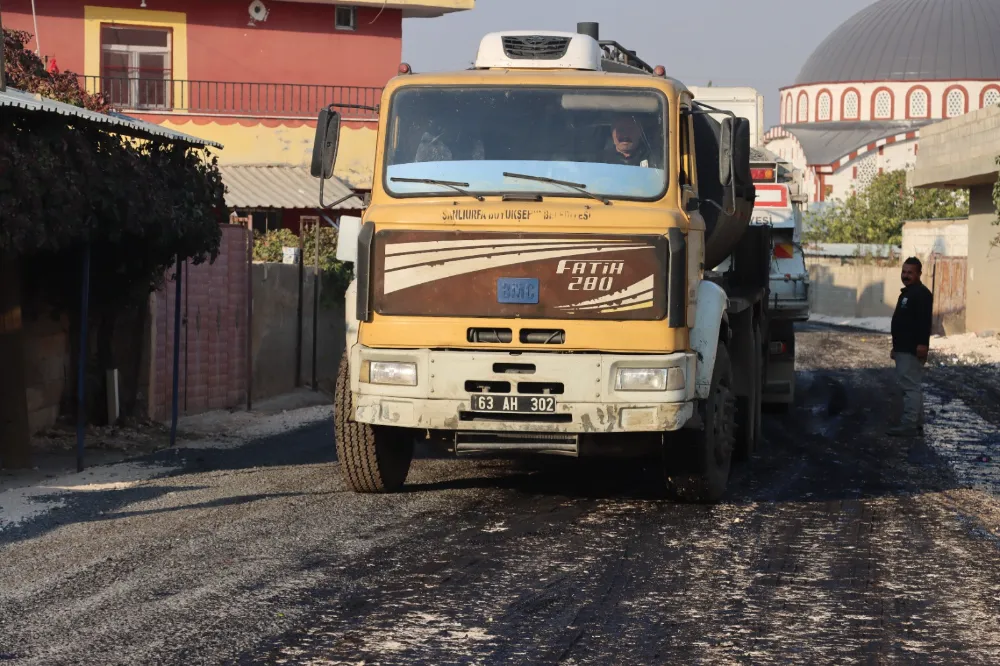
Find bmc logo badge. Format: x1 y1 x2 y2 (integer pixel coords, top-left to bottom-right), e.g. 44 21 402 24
556 260 624 292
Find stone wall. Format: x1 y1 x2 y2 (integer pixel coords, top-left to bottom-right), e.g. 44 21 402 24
21 313 70 434
151 225 250 421
808 258 901 318
901 219 969 260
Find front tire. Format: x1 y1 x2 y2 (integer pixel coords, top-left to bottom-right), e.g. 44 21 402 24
334 353 413 493
665 342 736 503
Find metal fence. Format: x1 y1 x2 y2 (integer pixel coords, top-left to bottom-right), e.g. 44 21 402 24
79 76 381 119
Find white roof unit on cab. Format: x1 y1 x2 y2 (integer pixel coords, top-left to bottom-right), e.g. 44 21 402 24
475 31 602 70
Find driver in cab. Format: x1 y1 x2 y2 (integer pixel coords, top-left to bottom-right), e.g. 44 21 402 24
605 115 658 168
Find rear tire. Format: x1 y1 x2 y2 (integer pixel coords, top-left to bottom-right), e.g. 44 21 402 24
734 323 762 461
666 342 736 503
334 353 414 493
752 324 764 444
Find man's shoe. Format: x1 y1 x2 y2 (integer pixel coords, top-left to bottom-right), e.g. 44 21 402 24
887 425 920 437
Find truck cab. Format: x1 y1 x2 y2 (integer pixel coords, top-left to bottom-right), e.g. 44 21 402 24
313 25 762 502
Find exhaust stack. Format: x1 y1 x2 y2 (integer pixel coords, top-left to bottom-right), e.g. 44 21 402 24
577 22 599 41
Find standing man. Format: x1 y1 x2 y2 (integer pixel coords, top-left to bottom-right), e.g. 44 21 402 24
888 257 933 437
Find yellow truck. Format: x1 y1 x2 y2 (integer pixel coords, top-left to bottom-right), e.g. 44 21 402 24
312 22 770 502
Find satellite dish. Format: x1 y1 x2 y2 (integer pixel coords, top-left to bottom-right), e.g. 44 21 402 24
248 0 269 25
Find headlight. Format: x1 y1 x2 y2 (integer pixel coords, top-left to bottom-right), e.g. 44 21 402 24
363 361 417 386
615 367 685 392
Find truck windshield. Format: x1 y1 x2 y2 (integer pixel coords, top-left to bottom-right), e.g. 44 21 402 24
383 86 667 201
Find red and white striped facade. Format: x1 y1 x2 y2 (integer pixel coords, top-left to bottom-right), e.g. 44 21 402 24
764 77 1000 206
778 81 1000 125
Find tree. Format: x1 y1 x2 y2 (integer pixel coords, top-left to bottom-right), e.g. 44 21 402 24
1 29 225 466
804 169 968 245
2 29 108 111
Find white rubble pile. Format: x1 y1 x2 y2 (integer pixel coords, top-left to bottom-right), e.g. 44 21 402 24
928 331 1000 367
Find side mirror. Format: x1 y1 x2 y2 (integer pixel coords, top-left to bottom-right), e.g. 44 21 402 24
718 117 734 187
731 117 751 188
311 108 341 180
718 116 751 189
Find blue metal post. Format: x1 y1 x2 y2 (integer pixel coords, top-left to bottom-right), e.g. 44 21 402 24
75 244 91 473
169 256 183 448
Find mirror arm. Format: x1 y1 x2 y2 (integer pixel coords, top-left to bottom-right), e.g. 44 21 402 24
319 177 358 211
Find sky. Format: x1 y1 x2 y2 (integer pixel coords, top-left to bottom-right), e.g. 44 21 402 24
403 0 876 127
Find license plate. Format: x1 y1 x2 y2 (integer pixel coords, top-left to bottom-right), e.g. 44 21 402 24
470 394 556 413
497 278 539 304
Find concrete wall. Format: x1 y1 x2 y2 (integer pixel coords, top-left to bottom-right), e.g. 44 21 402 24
967 185 1000 333
908 106 1000 189
251 263 345 401
902 219 969 260
21 313 70 434
808 257 900 318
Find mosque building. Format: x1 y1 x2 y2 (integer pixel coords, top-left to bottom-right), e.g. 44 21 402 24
763 0 1000 205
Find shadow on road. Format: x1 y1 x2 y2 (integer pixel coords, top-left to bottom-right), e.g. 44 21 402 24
4 323 984 546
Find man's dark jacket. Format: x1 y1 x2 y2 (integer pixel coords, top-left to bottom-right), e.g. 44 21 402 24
891 282 933 354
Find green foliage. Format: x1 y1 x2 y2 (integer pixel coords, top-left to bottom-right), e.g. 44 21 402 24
253 227 299 263
253 225 353 302
3 29 108 112
0 27 225 312
804 169 968 245
0 112 225 310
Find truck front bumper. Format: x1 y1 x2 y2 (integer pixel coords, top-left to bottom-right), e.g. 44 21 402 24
349 345 697 434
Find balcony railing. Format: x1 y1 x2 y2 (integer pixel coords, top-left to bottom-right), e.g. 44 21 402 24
79 76 382 119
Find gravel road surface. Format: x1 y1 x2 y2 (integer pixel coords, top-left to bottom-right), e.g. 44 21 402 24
2 324 999 665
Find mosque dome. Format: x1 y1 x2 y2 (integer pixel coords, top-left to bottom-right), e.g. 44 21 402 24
794 0 1000 85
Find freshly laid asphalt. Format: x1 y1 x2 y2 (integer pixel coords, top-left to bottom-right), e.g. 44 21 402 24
1 324 999 665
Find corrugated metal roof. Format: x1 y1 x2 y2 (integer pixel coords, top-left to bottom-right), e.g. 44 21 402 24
0 86 221 147
782 120 933 166
221 165 363 210
750 146 787 164
796 0 1000 85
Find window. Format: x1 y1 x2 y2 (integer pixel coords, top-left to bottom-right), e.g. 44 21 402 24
946 87 967 118
908 88 928 118
817 91 832 121
384 86 668 201
873 89 892 119
784 94 792 123
335 6 356 30
855 153 877 191
982 87 1000 108
797 93 808 122
843 90 859 119
101 25 171 109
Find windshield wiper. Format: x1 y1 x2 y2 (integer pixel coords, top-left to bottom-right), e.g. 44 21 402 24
502 172 611 206
390 177 484 201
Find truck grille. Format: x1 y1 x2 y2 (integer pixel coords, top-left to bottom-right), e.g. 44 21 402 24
501 36 571 60
455 432 579 456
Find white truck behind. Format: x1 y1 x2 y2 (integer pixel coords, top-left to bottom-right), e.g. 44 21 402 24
690 87 809 409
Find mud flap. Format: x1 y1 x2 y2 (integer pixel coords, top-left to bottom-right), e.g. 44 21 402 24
690 280 728 400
